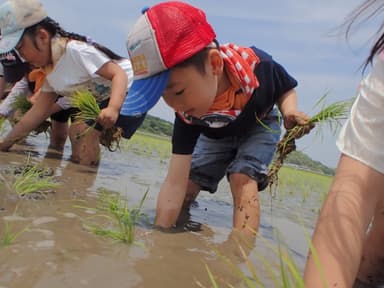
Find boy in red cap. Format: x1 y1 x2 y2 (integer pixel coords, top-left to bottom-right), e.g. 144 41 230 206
123 1 311 234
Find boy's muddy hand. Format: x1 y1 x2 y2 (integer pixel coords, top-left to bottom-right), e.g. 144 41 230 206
283 111 315 136
283 111 310 129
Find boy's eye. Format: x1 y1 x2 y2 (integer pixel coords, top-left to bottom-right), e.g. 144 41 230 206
175 89 184 96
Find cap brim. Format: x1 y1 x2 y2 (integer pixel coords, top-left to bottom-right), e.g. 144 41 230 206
121 70 169 116
0 29 24 55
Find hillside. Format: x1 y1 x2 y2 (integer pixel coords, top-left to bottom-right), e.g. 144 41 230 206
138 114 173 137
139 114 335 175
285 151 335 176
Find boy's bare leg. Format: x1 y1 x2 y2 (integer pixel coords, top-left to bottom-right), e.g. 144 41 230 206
182 180 201 208
229 173 259 235
69 122 101 166
49 120 68 151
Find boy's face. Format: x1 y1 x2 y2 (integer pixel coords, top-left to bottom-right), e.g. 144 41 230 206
162 61 218 118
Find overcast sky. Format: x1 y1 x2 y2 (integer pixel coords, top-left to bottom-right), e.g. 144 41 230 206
39 0 379 167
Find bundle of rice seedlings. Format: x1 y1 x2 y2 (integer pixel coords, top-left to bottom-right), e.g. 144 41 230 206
11 94 32 115
268 96 353 192
10 154 59 199
12 163 59 199
11 94 51 135
71 90 122 151
0 116 6 131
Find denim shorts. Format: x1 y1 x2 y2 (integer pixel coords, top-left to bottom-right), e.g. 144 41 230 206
190 110 281 193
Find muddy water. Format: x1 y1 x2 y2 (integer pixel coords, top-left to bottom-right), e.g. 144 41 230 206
0 134 320 288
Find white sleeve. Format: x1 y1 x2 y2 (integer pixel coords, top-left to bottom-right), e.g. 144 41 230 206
0 77 31 117
41 79 54 93
117 58 133 89
337 53 384 174
56 96 72 110
71 41 110 75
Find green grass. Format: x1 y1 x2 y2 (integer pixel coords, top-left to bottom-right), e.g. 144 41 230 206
274 166 332 203
1 222 29 246
122 131 171 161
79 188 149 245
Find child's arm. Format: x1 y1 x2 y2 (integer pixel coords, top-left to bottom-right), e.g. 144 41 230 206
0 77 31 118
304 154 383 287
95 61 128 129
277 88 311 131
0 92 57 151
155 153 193 228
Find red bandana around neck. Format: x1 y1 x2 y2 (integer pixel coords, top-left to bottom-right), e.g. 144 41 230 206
220 43 260 98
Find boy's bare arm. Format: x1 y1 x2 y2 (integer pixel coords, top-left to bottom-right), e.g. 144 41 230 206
155 153 193 228
277 88 310 129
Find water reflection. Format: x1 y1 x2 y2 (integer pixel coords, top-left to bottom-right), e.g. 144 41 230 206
132 222 257 288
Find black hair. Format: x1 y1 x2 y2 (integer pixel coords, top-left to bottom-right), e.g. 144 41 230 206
1 50 31 83
343 0 384 71
22 17 123 60
174 39 220 74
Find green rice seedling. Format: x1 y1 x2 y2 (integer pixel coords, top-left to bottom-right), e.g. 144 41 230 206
71 90 122 151
268 95 352 192
10 94 51 135
83 188 149 245
196 265 220 288
1 222 29 246
12 160 59 199
0 116 6 131
0 170 12 193
11 94 32 115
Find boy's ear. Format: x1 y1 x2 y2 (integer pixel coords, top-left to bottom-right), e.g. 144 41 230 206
207 49 224 75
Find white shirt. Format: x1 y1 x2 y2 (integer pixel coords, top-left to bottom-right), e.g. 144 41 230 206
0 77 30 117
42 40 133 109
337 52 384 174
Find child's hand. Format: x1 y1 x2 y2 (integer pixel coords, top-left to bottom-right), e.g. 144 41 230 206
97 106 119 129
283 110 314 136
0 140 12 152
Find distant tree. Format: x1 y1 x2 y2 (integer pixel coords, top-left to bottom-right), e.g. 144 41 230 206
138 114 173 137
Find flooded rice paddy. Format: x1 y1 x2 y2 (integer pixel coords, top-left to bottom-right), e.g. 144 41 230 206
0 131 332 288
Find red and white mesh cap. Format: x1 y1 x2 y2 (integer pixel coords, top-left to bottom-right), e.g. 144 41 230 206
121 1 216 116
